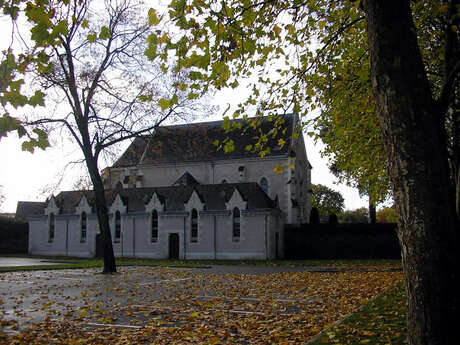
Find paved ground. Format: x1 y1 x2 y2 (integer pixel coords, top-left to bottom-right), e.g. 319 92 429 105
0 257 65 267
0 264 403 343
0 265 335 332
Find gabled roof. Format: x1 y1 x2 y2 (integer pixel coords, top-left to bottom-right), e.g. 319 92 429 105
112 114 295 168
173 172 200 186
15 201 46 221
47 183 276 214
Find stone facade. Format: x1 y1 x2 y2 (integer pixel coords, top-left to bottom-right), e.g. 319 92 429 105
29 184 283 259
102 114 312 224
27 114 311 259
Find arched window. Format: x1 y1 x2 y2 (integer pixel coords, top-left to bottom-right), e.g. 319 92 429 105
80 212 87 242
232 207 240 242
221 179 228 184
191 209 198 242
151 210 158 242
260 177 269 194
114 211 121 243
48 213 55 243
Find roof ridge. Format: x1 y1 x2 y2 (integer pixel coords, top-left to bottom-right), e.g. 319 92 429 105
137 113 295 135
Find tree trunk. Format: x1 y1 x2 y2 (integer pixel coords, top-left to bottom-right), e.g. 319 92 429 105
368 197 376 224
84 150 117 274
363 1 459 344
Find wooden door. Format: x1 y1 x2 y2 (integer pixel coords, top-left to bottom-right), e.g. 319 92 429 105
169 233 179 259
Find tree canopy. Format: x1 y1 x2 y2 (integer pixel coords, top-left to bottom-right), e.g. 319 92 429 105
143 0 457 210
339 207 369 223
0 0 211 273
311 183 344 216
151 1 459 343
376 206 397 224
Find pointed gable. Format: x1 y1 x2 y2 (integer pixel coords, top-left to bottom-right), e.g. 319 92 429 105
173 172 200 186
75 195 92 214
44 196 59 215
185 188 205 211
109 193 127 213
145 191 165 212
225 187 247 211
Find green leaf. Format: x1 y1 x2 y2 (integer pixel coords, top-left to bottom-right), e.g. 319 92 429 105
0 114 24 138
87 32 97 43
52 20 68 36
158 98 170 110
29 90 46 107
81 19 89 29
187 92 199 100
99 26 111 40
148 8 160 26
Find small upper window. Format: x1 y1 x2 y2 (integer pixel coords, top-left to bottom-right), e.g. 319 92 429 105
232 207 240 242
80 212 87 242
48 213 55 243
191 209 198 242
260 177 269 194
151 210 158 242
114 211 121 243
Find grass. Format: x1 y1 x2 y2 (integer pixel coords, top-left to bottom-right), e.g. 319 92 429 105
0 257 210 272
309 282 407 344
0 256 402 272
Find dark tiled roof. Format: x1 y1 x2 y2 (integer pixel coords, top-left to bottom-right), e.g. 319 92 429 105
15 201 46 221
112 114 295 168
50 183 275 214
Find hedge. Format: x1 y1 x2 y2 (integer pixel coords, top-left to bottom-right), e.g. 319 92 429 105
284 223 400 259
0 216 29 254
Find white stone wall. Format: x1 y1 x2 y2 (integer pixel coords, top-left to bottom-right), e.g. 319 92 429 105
28 215 96 258
29 209 284 260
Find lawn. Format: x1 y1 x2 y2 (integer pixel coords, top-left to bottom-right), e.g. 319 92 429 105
0 255 402 272
0 261 406 344
309 282 407 344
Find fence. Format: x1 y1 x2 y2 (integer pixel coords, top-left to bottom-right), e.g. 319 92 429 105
284 223 400 259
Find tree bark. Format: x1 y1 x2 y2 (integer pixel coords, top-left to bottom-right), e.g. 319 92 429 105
363 1 459 344
81 139 116 273
368 197 376 224
90 165 117 274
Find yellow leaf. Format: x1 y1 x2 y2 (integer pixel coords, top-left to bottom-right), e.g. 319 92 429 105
209 337 222 345
438 3 449 13
273 24 281 36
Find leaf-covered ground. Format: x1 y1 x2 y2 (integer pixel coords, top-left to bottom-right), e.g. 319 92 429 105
0 265 403 344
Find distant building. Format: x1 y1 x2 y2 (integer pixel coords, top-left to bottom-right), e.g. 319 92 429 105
27 114 312 259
